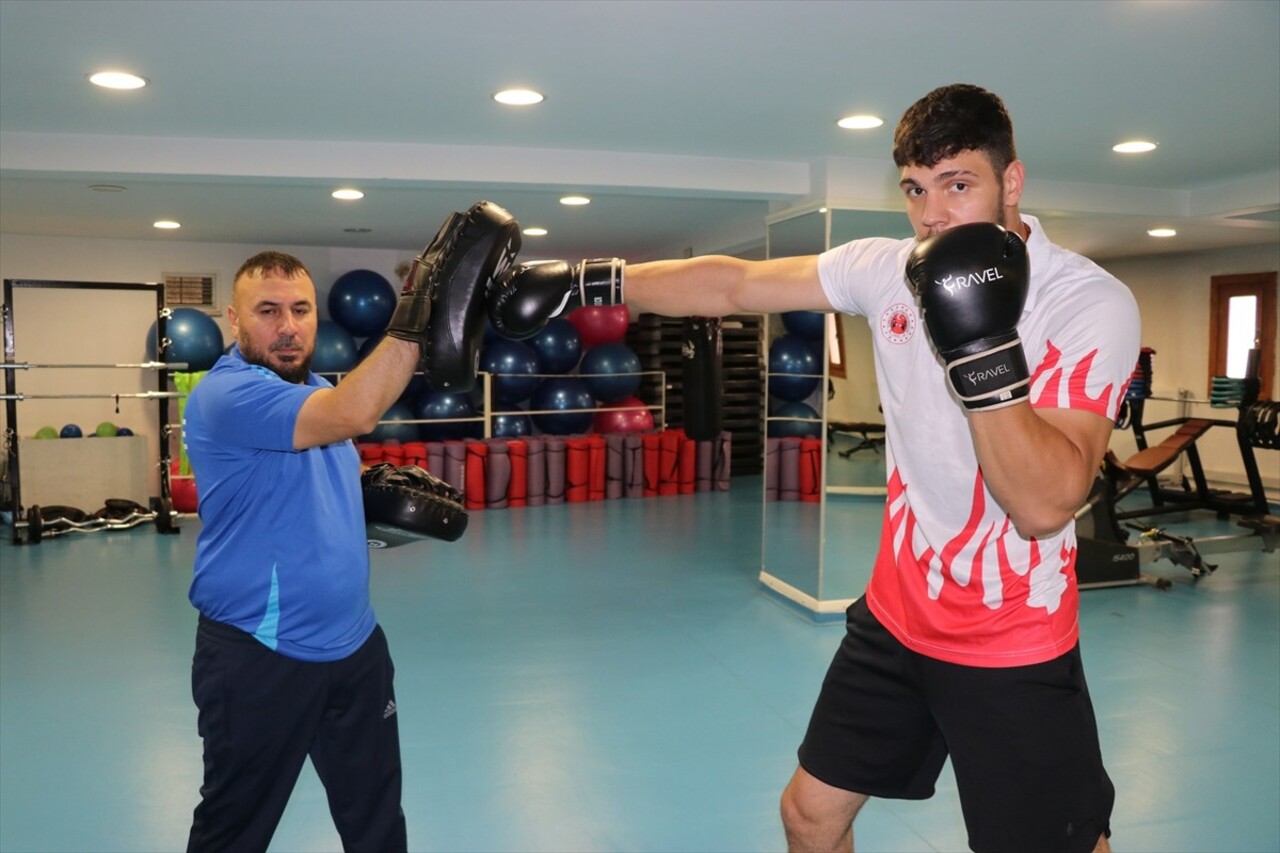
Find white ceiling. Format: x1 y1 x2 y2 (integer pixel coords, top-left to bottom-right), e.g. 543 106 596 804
1 0 1278 265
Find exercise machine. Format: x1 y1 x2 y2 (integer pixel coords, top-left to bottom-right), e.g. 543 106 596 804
1076 349 1277 588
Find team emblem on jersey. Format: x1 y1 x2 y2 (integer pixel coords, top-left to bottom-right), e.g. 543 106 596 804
879 303 916 344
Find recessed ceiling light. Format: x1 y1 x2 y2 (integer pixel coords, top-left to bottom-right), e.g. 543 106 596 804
332 189 364 200
494 88 544 106
1113 140 1158 154
836 114 884 130
523 227 548 237
343 228 373 233
153 220 181 230
560 195 590 206
88 184 127 192
1147 228 1177 238
88 71 148 90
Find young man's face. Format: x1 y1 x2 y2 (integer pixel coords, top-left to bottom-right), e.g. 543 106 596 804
228 270 318 384
898 149 1024 240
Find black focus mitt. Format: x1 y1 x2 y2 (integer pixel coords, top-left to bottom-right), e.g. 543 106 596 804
386 200 521 393
361 462 468 548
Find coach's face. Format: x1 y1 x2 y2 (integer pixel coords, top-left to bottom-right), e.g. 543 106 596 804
229 269 318 384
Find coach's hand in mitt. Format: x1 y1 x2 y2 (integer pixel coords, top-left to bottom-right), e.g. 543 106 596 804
386 200 522 393
362 462 468 548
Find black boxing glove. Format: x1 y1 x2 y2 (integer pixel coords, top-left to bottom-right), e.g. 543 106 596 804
487 257 625 340
387 201 521 391
905 222 1031 411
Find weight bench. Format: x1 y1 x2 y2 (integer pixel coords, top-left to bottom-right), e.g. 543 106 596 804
1104 418 1213 502
827 420 886 456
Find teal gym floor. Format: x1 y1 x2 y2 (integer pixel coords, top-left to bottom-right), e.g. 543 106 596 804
1 450 1278 852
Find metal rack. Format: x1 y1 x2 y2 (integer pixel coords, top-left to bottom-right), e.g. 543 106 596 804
2 279 183 544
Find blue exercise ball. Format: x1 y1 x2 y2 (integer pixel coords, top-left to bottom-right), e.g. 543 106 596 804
531 377 595 435
768 334 821 402
768 401 822 438
781 310 825 342
360 401 419 444
59 423 83 438
147 308 225 372
357 332 385 363
328 269 396 337
312 320 358 375
528 319 582 374
415 391 480 441
398 373 429 407
480 338 542 405
492 408 534 438
580 343 641 403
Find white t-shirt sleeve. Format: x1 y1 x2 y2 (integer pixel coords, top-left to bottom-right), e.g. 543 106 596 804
817 237 911 318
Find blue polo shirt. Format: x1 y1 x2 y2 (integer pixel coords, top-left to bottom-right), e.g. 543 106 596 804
184 346 375 662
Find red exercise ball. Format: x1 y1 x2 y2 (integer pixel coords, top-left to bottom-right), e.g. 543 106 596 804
593 396 654 434
171 476 198 513
567 305 630 349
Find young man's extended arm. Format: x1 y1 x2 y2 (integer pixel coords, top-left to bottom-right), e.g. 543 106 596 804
625 255 832 317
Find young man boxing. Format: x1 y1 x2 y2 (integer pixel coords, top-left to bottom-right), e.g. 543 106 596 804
487 84 1139 853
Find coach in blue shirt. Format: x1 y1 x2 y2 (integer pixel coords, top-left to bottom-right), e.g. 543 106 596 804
183 250 423 851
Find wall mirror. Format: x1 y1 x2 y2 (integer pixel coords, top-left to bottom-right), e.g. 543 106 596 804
760 206 914 614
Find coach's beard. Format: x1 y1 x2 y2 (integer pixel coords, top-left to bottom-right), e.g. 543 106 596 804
241 333 313 384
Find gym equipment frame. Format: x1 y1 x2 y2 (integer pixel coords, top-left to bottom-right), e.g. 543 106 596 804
1076 388 1277 589
2 279 184 544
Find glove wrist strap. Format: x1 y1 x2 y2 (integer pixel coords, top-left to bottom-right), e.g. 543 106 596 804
944 338 1030 410
577 258 625 308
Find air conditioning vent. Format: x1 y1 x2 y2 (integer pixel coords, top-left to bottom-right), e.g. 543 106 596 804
163 273 217 310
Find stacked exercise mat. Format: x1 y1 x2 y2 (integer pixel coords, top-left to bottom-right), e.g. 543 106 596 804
355 429 732 510
763 437 823 502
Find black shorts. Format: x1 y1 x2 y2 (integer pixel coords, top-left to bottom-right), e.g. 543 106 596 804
798 597 1114 853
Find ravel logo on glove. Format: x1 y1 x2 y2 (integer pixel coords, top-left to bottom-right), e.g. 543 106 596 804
935 265 1005 296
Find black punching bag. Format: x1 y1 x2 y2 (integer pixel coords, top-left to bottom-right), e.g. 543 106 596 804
682 317 723 441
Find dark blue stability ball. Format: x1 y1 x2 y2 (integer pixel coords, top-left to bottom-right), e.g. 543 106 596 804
531 377 595 435
580 342 641 403
768 334 821 402
781 310 825 342
312 320 358 375
528 319 582 374
415 391 480 441
328 269 396 338
357 332 385 363
147 308 225 372
480 338 542 405
361 401 419 444
59 423 83 438
768 401 822 438
398 373 429 408
492 408 534 438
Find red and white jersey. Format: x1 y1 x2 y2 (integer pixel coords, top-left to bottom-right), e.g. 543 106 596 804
818 215 1141 667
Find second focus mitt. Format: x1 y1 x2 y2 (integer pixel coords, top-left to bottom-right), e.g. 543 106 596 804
362 462 468 547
